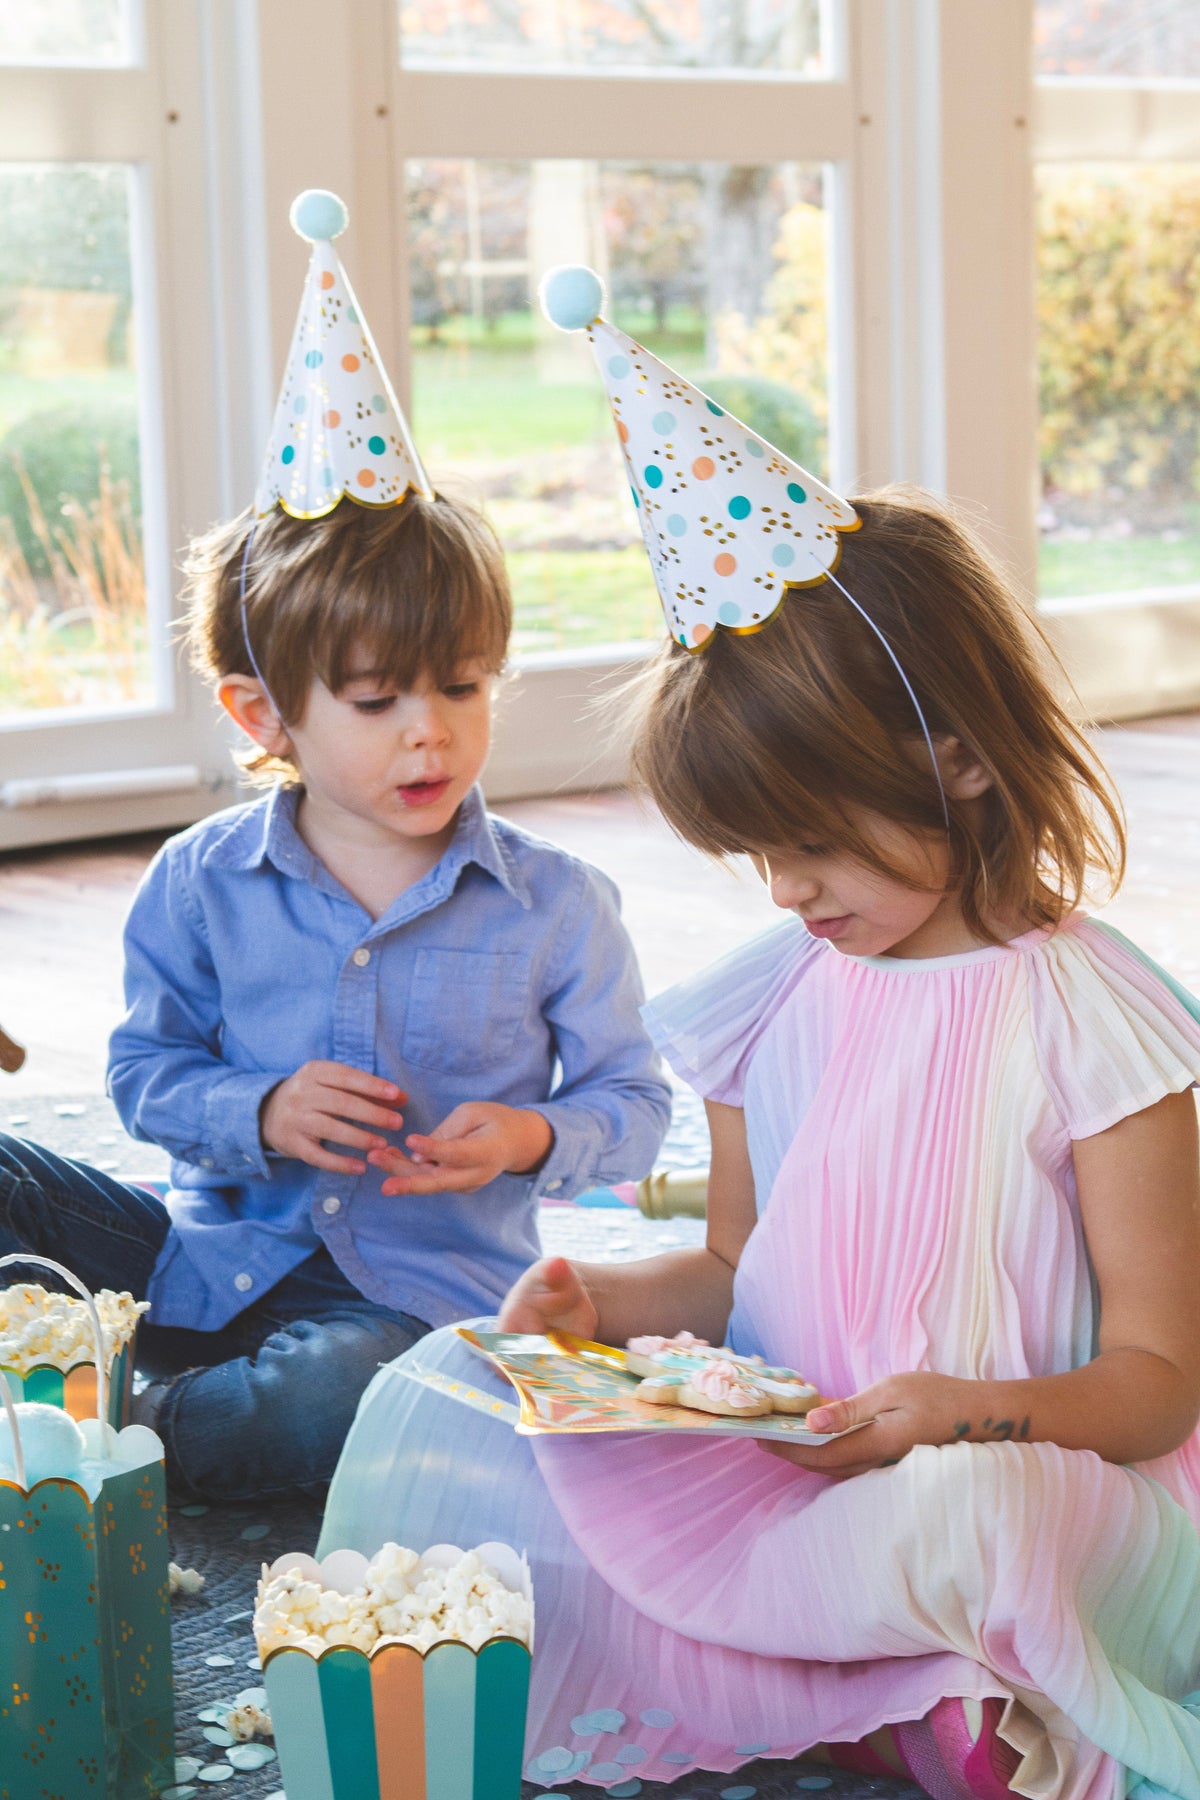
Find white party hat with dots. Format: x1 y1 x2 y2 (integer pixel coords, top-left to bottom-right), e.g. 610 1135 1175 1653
540 264 858 653
255 189 433 519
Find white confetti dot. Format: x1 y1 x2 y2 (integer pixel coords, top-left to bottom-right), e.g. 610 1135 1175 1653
202 1726 235 1747
246 1654 262 1669
240 1522 271 1541
175 1759 202 1781
198 1769 234 1785
228 1744 277 1770
204 1654 235 1668
196 1707 227 1723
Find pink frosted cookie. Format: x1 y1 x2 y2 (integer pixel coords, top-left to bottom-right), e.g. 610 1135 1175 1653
623 1331 712 1379
624 1334 820 1413
637 1359 773 1418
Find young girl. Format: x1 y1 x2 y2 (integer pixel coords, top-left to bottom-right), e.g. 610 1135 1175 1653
323 485 1200 1799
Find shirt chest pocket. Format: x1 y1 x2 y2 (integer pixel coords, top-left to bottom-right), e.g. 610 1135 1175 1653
402 947 533 1075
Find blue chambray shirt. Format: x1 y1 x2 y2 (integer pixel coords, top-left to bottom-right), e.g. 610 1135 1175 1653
108 784 671 1333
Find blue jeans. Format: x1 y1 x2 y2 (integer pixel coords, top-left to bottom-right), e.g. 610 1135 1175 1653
0 1133 428 1503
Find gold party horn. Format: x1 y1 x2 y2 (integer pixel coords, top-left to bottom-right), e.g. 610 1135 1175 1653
636 1166 709 1219
0 1024 26 1074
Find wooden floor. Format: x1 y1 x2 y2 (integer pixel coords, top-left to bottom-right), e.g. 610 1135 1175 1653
2 715 1200 1101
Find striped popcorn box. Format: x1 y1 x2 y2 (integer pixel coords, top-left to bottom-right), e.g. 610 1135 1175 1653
257 1541 533 1800
0 1262 148 1427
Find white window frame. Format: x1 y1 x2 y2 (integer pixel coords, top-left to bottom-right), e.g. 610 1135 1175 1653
0 0 254 850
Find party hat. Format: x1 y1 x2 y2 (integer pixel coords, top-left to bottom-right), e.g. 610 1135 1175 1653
539 265 858 652
255 189 433 519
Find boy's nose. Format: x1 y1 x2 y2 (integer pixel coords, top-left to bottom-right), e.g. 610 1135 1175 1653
400 699 450 746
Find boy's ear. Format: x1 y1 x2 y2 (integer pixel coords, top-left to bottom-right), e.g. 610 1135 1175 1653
934 734 993 801
217 674 292 756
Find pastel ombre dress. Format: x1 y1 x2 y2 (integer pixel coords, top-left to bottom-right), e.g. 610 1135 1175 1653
322 914 1200 1800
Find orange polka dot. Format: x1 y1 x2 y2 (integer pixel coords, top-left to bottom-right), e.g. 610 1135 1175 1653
692 624 712 645
342 353 360 372
319 271 335 290
616 420 629 443
357 469 376 488
323 409 341 428
693 457 715 479
714 553 737 576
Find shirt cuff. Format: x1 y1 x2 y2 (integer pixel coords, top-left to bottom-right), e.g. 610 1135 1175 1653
201 1071 285 1179
520 1103 605 1202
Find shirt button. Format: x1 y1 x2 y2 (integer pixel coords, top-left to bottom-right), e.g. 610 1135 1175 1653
199 1157 214 1169
544 1178 562 1192
322 1195 342 1215
352 947 371 967
234 1272 253 1292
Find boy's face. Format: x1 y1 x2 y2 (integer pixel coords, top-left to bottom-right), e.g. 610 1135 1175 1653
284 655 495 847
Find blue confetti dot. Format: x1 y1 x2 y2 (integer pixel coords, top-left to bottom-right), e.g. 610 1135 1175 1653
773 543 796 566
736 1743 770 1755
653 410 677 435
304 350 323 369
787 481 807 503
589 1764 627 1783
745 438 766 457
616 1745 648 1764
630 487 641 508
280 445 295 466
728 495 751 520
666 514 687 536
572 1709 626 1736
796 1779 834 1790
610 1784 643 1798
293 396 307 414
371 394 386 412
706 399 724 415
718 601 742 625
640 1710 675 1728
721 1788 758 1799
368 435 386 454
643 464 664 489
662 1752 693 1763
533 1748 575 1773
239 1522 271 1541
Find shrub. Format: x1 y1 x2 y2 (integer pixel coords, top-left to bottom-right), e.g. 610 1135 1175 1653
0 397 140 575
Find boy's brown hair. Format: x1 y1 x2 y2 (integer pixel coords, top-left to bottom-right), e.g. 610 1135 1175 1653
183 491 511 779
629 486 1125 940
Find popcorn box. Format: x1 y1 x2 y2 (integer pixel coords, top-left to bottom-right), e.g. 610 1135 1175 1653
0 1271 147 1429
259 1542 533 1800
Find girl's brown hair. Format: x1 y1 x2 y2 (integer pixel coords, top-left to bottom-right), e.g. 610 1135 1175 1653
183 491 511 779
629 486 1125 940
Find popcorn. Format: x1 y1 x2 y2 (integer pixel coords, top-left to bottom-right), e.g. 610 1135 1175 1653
224 1699 273 1742
0 1285 148 1374
169 1562 205 1596
254 1543 533 1659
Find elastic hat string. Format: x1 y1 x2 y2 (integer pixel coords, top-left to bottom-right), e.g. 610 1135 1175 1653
238 523 286 728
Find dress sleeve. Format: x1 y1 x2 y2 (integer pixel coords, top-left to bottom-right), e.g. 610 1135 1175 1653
1028 917 1200 1140
641 918 821 1106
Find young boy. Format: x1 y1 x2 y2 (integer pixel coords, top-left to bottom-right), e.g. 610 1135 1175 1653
0 491 670 1501
0 190 671 1500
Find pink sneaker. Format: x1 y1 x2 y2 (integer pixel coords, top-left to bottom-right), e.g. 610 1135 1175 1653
896 1697 1020 1800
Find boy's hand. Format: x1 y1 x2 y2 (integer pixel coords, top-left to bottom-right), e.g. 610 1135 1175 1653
367 1102 553 1196
498 1255 599 1339
260 1062 406 1175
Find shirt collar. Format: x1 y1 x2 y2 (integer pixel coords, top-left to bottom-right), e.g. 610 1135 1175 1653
204 782 531 908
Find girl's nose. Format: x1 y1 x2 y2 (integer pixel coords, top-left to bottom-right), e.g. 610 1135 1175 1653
768 862 819 910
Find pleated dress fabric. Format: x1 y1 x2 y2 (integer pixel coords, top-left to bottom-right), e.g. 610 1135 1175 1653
321 914 1200 1800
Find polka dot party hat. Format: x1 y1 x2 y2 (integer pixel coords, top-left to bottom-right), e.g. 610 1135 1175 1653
540 264 859 652
254 189 433 519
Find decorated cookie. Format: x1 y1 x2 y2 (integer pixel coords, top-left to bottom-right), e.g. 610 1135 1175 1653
625 1335 820 1413
637 1361 773 1418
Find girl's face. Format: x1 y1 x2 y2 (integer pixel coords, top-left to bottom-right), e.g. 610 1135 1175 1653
759 819 973 960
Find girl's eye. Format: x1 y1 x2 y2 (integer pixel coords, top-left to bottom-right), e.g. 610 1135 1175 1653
799 843 830 858
443 681 480 699
352 696 396 715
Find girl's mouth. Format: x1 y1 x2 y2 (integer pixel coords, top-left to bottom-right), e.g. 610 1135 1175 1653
397 778 451 809
804 914 852 940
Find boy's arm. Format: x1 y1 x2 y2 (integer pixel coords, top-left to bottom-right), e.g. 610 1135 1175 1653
107 847 289 1177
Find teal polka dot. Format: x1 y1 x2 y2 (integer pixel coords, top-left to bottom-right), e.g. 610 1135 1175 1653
640 1709 674 1727
796 1779 834 1790
662 1752 693 1763
721 1788 758 1799
371 394 386 412
728 495 751 520
368 435 386 454
304 349 323 368
293 396 307 414
324 466 335 487
643 464 664 489
736 1743 770 1755
773 543 796 566
718 601 741 625
706 399 724 416
666 515 687 536
608 355 631 378
745 439 766 458
280 445 295 465
610 1784 643 1798
631 487 641 508
787 481 807 503
652 410 676 435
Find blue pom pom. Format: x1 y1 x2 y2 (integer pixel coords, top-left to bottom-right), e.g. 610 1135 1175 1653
539 265 605 332
290 190 349 243
0 1403 85 1486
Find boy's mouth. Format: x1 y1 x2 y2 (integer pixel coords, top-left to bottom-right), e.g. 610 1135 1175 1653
397 777 451 809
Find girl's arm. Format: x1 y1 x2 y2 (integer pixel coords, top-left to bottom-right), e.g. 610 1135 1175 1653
774 1088 1200 1475
499 1099 757 1345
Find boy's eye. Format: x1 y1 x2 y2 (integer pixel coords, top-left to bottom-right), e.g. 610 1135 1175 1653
443 681 481 699
352 695 396 715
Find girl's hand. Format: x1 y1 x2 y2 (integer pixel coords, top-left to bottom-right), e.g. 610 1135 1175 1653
763 1372 983 1479
368 1103 553 1196
498 1256 599 1339
260 1062 407 1174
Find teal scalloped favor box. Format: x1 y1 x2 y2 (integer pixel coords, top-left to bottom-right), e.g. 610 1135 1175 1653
261 1549 533 1800
0 1445 174 1798
0 1334 136 1429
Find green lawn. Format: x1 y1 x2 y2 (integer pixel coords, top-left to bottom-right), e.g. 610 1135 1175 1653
508 547 659 650
1038 534 1200 598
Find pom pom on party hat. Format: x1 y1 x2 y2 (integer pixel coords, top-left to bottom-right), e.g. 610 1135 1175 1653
254 190 433 519
540 264 859 652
